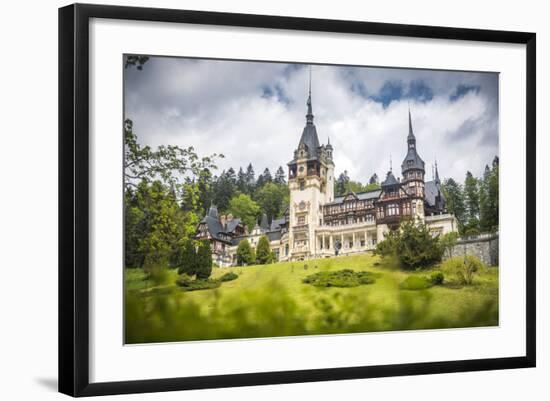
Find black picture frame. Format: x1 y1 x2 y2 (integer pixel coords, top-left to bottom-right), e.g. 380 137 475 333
58 3 536 397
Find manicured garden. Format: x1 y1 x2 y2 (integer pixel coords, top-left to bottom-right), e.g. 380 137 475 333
125 252 499 344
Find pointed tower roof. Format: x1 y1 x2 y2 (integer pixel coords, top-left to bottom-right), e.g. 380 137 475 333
294 66 320 161
434 160 441 184
401 108 425 173
306 67 313 124
408 107 415 141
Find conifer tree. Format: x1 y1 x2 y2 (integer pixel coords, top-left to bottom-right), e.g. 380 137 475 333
236 239 255 266
245 163 255 194
335 170 350 196
176 239 197 276
369 173 379 185
195 240 213 279
255 235 272 265
274 166 286 184
237 167 247 193
442 178 466 232
463 171 480 234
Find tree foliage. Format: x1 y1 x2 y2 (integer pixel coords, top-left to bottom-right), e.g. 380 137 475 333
176 240 197 276
254 182 289 224
441 178 466 232
334 170 380 195
375 220 443 270
124 118 222 191
227 193 260 231
124 55 149 70
441 255 484 285
442 158 498 236
255 235 273 264
125 180 194 270
195 240 213 279
236 240 256 266
463 171 480 232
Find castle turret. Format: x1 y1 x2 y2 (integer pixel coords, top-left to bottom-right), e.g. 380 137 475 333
401 108 426 199
287 68 334 260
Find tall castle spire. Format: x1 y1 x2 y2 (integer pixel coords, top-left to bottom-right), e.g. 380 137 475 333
306 66 314 125
293 65 320 161
401 107 425 175
408 106 416 144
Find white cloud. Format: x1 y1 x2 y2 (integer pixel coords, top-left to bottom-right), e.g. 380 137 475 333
124 57 499 183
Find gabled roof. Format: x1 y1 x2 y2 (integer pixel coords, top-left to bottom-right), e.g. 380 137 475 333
343 192 359 201
381 170 399 187
199 205 244 243
326 189 382 206
266 230 282 242
425 180 446 207
270 216 286 231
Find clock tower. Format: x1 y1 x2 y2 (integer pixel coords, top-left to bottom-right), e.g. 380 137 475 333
287 74 334 260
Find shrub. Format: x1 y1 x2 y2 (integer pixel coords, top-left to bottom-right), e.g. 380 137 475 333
255 235 272 264
146 264 171 285
439 232 459 259
236 239 255 266
399 275 432 290
429 271 445 285
176 275 221 291
303 269 376 288
441 255 484 285
219 272 238 282
175 273 193 287
375 220 443 270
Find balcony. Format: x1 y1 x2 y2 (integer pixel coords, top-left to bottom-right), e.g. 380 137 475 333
292 224 309 232
317 220 376 233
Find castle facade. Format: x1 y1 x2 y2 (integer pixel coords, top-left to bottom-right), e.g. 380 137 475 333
197 86 458 267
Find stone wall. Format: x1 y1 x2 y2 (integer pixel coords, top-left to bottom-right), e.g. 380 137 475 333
447 233 499 267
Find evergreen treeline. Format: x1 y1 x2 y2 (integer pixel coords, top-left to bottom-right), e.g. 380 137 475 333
200 163 290 230
334 171 381 196
441 156 499 235
124 119 289 268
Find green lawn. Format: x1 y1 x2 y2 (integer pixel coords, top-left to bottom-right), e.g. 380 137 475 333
125 253 498 344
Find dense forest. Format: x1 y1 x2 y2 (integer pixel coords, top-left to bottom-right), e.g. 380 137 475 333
441 156 499 235
124 119 290 269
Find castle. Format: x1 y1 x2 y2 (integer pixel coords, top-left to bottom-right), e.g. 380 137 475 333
197 81 458 267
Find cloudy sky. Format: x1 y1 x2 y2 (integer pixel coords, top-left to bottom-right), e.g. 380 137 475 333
124 56 499 184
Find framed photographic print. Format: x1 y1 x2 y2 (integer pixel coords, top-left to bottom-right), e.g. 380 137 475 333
58 3 536 397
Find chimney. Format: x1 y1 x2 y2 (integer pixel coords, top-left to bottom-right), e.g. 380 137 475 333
227 213 234 221
220 214 227 228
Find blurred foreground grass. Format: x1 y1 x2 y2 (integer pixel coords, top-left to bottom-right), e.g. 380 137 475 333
125 253 498 344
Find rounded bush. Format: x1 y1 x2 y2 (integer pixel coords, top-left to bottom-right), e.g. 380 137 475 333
399 275 432 290
219 272 239 282
430 271 445 285
303 269 376 288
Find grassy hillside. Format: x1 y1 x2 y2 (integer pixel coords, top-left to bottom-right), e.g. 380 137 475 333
125 253 498 344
